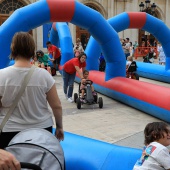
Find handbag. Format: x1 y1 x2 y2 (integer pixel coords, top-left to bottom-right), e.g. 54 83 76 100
0 65 36 134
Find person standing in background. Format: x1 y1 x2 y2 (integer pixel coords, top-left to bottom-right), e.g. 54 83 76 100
46 41 61 70
123 38 130 60
157 42 166 65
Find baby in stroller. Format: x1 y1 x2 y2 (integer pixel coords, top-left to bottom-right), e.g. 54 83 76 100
80 70 96 103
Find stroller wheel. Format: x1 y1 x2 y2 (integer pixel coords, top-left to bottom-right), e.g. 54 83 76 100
74 93 78 103
98 97 103 108
77 98 81 109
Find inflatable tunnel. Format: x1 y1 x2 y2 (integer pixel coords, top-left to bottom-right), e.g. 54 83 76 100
49 22 74 65
60 131 142 170
48 18 170 124
85 12 170 83
0 1 170 169
0 0 125 80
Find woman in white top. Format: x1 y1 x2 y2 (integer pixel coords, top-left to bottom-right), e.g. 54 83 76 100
0 32 64 149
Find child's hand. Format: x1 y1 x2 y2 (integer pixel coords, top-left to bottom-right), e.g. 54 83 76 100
81 78 86 83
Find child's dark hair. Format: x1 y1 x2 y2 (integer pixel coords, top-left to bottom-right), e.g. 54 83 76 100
144 122 170 145
46 41 52 45
83 70 89 75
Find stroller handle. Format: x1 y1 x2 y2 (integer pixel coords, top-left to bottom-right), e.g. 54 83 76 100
20 162 42 170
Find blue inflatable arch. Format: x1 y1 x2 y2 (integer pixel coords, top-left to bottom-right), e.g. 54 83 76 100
0 0 125 80
49 22 74 65
85 12 170 82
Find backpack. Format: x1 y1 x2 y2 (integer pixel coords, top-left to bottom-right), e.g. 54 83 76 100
127 61 137 72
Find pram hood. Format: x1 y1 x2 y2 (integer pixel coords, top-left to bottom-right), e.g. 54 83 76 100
6 128 64 170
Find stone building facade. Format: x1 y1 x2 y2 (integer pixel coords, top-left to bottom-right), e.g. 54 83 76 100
0 0 170 50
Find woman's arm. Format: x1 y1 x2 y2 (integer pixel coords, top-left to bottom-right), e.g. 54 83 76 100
75 66 84 79
46 84 64 141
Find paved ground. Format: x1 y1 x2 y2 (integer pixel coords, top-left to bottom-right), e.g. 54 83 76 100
53 59 170 150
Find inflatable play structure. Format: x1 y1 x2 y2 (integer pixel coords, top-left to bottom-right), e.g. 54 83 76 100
49 22 74 66
50 18 170 124
0 0 170 169
85 12 170 83
59 131 142 170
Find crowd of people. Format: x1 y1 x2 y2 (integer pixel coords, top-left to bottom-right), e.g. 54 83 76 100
121 37 166 65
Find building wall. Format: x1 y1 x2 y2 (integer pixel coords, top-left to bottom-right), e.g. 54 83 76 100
0 0 170 51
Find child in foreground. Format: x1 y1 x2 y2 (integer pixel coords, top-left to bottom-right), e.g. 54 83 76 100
133 122 170 170
80 70 96 103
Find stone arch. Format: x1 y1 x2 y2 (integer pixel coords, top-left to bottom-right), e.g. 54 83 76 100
138 6 165 46
0 0 30 25
76 0 107 49
82 0 108 18
0 0 27 14
155 6 165 21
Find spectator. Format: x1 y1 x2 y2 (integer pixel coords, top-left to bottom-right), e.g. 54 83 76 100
99 53 106 72
73 42 84 54
36 50 49 66
157 42 166 65
62 53 86 103
46 41 61 70
123 38 130 60
0 32 64 149
74 46 80 58
133 40 139 50
129 42 134 57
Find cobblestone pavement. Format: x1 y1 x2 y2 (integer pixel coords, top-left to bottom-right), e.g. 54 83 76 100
53 64 170 149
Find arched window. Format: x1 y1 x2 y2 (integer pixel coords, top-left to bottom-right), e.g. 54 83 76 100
0 0 25 14
86 5 98 11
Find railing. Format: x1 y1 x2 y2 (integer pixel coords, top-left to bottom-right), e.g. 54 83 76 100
134 47 158 59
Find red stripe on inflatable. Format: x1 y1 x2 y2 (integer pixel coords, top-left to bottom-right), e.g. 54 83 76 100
46 0 75 22
128 12 146 28
88 71 170 111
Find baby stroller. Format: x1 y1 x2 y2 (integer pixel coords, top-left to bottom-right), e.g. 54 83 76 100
126 61 139 80
74 80 103 109
5 128 65 170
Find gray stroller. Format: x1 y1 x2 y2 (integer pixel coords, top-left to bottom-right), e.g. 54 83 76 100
5 128 64 170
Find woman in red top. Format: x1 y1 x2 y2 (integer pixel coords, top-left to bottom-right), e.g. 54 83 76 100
63 53 87 103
